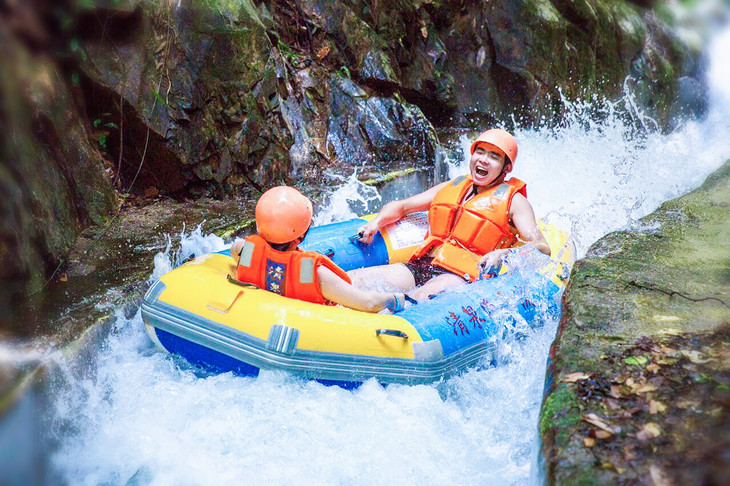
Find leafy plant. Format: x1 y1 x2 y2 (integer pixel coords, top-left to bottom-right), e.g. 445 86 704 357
93 113 119 150
70 37 88 62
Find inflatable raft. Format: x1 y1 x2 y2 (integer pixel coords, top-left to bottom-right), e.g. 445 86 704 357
142 212 575 387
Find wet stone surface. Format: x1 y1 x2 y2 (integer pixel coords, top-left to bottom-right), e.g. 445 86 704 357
540 160 730 483
548 327 730 485
3 196 256 341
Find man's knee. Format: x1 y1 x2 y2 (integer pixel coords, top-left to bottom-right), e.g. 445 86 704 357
347 263 415 292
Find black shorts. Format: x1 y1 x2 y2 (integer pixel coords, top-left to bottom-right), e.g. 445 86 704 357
404 257 451 286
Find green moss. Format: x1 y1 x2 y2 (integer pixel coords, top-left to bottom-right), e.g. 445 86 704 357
214 218 255 240
540 383 580 442
362 168 420 186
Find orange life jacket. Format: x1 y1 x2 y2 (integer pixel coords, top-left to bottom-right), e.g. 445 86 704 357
236 234 352 305
410 175 527 281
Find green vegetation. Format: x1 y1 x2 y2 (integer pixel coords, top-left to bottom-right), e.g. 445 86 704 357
540 384 580 441
362 168 420 186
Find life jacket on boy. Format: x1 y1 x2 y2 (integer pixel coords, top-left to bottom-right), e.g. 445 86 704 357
410 175 526 281
236 234 352 305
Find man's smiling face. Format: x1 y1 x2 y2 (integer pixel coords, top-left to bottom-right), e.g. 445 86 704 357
469 143 510 187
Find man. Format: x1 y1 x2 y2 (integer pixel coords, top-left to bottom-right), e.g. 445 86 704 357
230 186 409 313
350 128 550 301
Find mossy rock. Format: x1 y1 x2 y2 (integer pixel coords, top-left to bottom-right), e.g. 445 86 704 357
541 160 730 483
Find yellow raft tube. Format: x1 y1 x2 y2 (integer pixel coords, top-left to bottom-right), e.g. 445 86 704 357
142 213 575 387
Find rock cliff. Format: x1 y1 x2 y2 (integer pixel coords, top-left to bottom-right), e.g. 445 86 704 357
0 0 710 309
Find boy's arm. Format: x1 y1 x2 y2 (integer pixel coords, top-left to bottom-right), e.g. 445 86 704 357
230 240 245 264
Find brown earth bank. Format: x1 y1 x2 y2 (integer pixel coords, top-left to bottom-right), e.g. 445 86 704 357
1 0 717 308
540 160 730 485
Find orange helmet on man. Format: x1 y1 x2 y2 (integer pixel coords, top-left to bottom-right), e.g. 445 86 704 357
470 129 518 165
255 186 313 244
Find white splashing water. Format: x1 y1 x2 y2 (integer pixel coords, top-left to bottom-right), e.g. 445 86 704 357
312 172 382 226
149 225 227 282
43 27 730 486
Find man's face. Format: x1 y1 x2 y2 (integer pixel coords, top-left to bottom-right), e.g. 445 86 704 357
469 143 508 186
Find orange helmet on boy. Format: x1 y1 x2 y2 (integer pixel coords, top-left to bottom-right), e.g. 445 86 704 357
255 186 313 244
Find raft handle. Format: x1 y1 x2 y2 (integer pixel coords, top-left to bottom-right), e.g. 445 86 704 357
226 274 259 288
207 291 244 314
376 329 409 340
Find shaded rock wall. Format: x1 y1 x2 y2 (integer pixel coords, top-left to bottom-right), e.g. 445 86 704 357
0 12 118 313
75 0 438 196
73 0 705 196
539 160 730 483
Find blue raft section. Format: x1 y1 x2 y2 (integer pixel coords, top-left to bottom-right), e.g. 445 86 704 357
299 218 390 271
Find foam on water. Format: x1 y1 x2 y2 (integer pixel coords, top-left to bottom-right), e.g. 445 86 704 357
46 307 553 486
43 24 730 486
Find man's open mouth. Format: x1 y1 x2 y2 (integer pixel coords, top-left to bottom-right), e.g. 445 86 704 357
475 167 489 177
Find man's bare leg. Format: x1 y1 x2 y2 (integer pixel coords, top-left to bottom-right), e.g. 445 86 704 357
408 273 466 302
347 263 415 292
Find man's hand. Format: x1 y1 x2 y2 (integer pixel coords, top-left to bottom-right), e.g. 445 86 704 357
478 249 509 278
356 221 379 244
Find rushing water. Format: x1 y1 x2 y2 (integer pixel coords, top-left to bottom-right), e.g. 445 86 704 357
15 24 730 486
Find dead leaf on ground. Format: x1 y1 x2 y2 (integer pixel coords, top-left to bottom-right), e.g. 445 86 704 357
637 422 662 441
561 372 591 383
634 383 659 394
582 413 616 434
605 398 621 410
316 45 331 60
584 437 596 447
676 399 700 409
610 385 626 398
681 350 712 364
649 400 667 414
595 430 613 439
647 363 660 373
623 446 637 461
650 463 671 486
600 462 626 473
621 407 641 418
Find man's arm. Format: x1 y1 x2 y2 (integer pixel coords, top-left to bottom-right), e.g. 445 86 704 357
318 266 403 313
509 193 551 255
477 193 550 270
357 181 449 244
